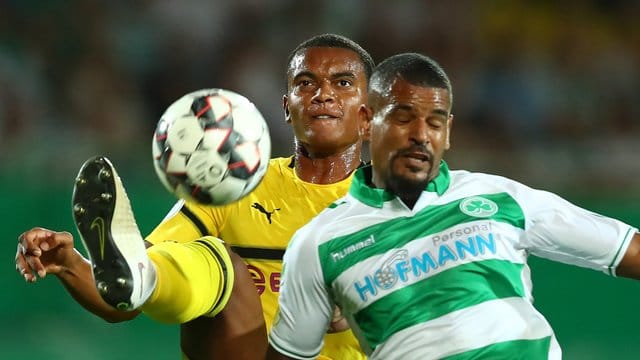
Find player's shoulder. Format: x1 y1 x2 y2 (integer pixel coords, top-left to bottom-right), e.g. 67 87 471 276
450 168 515 183
260 157 295 181
313 189 354 219
268 156 294 170
247 156 294 188
289 193 354 247
449 168 531 194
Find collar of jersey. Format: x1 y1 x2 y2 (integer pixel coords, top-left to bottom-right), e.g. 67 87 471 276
350 160 451 208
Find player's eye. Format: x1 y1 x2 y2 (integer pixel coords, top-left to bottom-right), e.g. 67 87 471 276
428 120 443 129
297 79 313 87
428 115 448 130
391 114 412 124
337 79 352 87
389 108 413 123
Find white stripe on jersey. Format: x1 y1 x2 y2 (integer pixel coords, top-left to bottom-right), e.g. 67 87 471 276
332 220 529 313
370 297 561 360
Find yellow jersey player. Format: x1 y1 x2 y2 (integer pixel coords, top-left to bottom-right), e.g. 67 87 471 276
16 33 374 359
149 156 362 359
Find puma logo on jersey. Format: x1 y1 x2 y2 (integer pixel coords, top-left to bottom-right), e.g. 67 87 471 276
252 202 280 224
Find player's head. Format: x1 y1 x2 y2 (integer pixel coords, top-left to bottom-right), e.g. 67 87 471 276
284 34 374 157
285 34 374 91
366 53 453 203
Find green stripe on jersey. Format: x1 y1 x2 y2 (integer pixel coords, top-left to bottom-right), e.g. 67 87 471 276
320 193 524 285
354 259 525 348
442 337 551 360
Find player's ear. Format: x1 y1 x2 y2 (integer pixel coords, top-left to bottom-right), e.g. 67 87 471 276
445 113 453 150
283 95 291 123
359 104 372 141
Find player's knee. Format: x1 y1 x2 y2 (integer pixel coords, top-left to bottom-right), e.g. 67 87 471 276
197 236 235 317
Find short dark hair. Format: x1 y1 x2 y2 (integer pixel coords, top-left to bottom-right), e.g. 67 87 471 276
370 53 452 104
285 33 375 90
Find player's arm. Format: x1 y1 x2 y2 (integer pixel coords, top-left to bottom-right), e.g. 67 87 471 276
266 345 297 360
614 232 640 279
15 227 139 322
517 185 639 277
267 230 335 360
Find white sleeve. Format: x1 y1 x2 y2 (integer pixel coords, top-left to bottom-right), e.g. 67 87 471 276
517 186 637 275
268 229 334 359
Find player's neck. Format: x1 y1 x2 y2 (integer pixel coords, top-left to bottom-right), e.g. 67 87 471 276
294 142 362 184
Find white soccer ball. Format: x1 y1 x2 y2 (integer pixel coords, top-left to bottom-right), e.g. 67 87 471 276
152 88 271 206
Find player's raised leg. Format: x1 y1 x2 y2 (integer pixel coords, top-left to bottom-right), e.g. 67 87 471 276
72 156 235 323
72 156 157 311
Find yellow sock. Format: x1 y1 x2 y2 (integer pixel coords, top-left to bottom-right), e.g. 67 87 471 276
141 236 235 323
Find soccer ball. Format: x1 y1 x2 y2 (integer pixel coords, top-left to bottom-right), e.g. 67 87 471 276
152 88 271 206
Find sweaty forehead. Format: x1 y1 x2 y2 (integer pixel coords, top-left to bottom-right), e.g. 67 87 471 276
288 47 365 80
382 78 452 111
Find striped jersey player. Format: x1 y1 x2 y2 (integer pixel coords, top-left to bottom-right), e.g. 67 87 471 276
269 162 636 359
267 53 640 360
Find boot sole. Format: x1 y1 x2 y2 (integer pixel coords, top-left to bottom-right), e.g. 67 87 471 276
72 156 136 310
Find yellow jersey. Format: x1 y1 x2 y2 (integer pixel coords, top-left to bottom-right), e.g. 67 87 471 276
147 157 365 360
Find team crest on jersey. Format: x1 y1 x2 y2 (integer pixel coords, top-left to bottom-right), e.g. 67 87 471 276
459 196 498 218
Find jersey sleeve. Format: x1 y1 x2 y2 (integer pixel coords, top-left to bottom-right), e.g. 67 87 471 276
516 186 637 276
268 229 334 359
145 199 223 244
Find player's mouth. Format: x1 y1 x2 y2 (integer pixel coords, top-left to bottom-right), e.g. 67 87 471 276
398 148 432 169
307 104 342 120
312 114 339 120
403 150 431 161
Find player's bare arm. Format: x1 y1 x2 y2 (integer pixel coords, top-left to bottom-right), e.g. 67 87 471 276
266 346 296 360
615 232 640 279
15 227 138 322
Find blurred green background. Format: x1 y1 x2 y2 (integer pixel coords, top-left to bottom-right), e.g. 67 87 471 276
1 167 180 359
2 1 639 359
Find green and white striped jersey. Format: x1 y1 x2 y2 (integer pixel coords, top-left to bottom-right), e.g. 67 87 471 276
269 161 637 360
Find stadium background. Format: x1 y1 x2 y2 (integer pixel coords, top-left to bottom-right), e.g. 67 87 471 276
1 1 638 359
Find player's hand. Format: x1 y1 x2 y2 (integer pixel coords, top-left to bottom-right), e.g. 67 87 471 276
327 306 351 333
15 227 80 283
